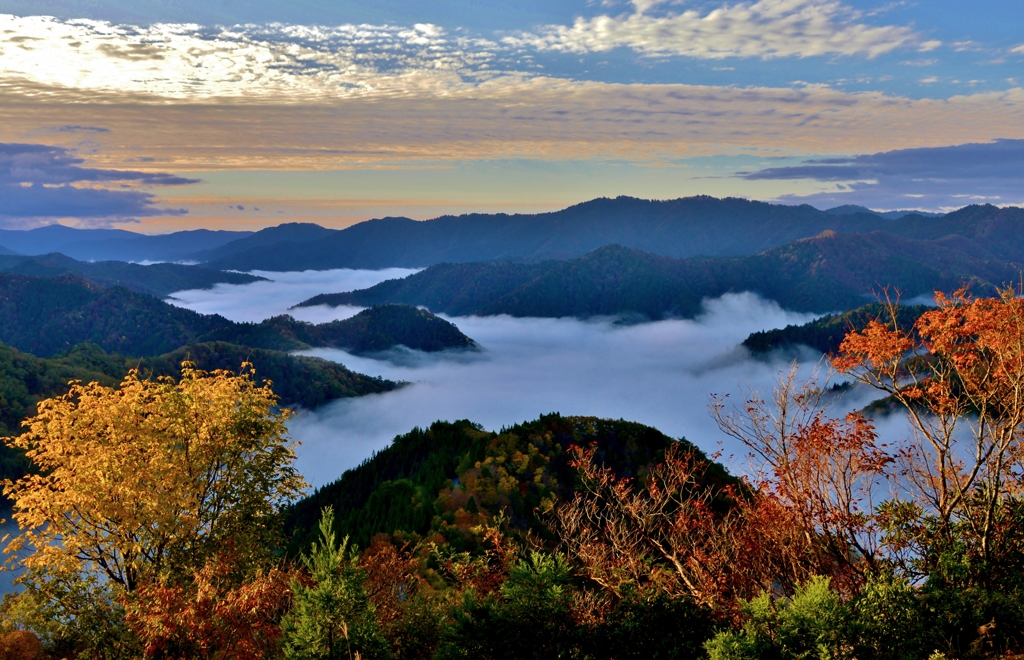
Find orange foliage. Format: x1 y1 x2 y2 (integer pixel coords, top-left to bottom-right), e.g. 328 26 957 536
122 550 295 660
835 286 1024 572
549 443 821 613
0 631 44 660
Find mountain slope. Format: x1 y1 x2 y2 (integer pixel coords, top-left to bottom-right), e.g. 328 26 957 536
297 232 1023 319
203 305 477 354
0 253 264 297
0 273 477 359
205 196 891 271
186 222 338 263
284 414 733 552
0 273 234 357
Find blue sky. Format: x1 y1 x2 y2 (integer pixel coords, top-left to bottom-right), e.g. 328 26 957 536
0 0 1022 229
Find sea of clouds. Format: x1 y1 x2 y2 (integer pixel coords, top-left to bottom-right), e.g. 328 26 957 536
167 268 908 489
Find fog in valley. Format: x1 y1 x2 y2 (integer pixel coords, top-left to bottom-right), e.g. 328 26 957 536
167 269 906 489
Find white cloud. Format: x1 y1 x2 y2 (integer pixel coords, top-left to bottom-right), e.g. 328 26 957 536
0 14 504 100
506 0 933 60
1012 44 1024 55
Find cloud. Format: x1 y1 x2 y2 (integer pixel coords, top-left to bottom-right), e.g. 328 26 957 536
0 14 503 101
506 0 935 60
0 142 197 227
741 139 1024 210
164 268 897 488
168 268 421 323
1012 44 1024 55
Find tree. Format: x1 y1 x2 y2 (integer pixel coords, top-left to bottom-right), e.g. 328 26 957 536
2 363 306 591
281 507 389 660
834 287 1024 581
711 368 892 588
548 443 814 610
122 549 294 660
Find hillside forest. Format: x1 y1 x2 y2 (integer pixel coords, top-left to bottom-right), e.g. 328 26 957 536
1 287 1023 659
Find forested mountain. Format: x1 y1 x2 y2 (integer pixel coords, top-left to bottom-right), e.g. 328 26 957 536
186 222 338 263
206 305 476 354
0 245 18 256
137 342 401 407
203 196 891 271
0 272 234 357
284 414 733 553
0 252 264 297
296 231 1022 319
825 205 942 220
0 225 251 262
0 273 477 358
742 302 933 356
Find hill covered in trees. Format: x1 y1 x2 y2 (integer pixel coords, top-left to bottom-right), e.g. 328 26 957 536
208 305 477 354
0 252 264 297
296 231 1021 319
284 414 734 553
0 273 475 358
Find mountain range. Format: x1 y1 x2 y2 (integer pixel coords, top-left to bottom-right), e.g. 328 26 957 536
0 225 251 262
294 225 1023 320
0 197 954 269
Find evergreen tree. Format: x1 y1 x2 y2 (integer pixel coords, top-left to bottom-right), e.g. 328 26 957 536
282 507 389 660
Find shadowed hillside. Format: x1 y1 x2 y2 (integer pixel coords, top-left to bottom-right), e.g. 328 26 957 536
295 231 1022 319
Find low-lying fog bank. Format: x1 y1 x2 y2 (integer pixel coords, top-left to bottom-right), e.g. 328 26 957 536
169 269 899 489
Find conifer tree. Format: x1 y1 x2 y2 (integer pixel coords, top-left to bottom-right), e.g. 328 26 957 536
281 507 389 660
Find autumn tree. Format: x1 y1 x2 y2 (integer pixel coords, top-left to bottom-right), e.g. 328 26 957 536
548 442 817 612
3 363 306 592
122 549 295 660
711 368 892 588
834 287 1024 582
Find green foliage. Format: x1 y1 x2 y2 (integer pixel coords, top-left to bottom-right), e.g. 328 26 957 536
705 576 853 660
434 551 577 660
0 567 138 660
281 507 389 660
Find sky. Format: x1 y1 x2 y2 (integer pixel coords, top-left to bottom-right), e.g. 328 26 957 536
1 0 1023 230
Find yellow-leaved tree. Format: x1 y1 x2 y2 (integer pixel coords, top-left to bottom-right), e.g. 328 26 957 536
2 363 307 592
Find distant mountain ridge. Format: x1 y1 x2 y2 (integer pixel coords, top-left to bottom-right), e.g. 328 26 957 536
0 252 264 297
5 199 1016 275
203 196 895 271
0 225 252 262
295 229 1023 320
